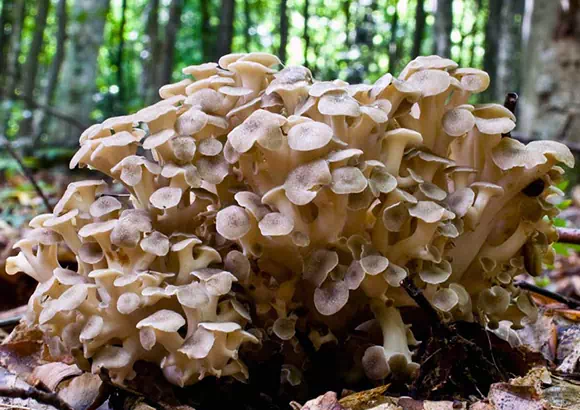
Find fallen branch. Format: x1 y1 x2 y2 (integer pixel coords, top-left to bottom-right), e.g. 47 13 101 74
0 386 73 410
401 277 443 327
0 136 53 212
515 280 580 309
10 94 88 131
557 227 580 245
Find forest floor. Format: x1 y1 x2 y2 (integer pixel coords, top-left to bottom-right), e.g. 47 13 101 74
1 167 580 410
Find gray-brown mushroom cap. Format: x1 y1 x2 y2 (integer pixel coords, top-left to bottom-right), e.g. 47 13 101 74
216 206 252 240
287 121 334 151
313 280 349 316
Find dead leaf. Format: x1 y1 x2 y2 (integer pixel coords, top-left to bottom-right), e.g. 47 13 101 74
57 373 106 410
302 392 346 410
30 362 82 391
338 385 392 410
488 383 546 410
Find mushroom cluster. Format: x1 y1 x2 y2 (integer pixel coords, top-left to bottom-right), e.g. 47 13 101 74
7 53 574 386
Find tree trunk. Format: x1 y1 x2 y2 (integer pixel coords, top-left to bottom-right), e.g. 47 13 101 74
4 0 25 100
34 0 68 143
433 0 452 57
388 4 399 72
0 0 13 96
115 0 128 110
412 0 426 58
494 0 524 102
343 0 351 48
279 0 289 63
519 0 580 142
216 0 235 58
483 0 501 98
303 0 310 67
202 0 215 59
141 0 160 104
159 0 184 87
55 0 111 141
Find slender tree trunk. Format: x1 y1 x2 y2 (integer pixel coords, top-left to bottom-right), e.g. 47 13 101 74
494 0 525 101
0 0 13 95
55 0 111 142
303 0 310 67
483 0 501 97
160 0 184 86
4 0 25 99
520 0 580 142
19 0 50 137
216 0 235 58
433 0 453 57
243 0 251 52
343 0 351 48
141 0 160 104
279 0 289 63
412 0 426 58
201 0 214 59
115 0 128 110
34 0 68 143
388 4 399 72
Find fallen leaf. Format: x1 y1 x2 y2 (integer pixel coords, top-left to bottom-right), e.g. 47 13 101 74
488 383 546 410
303 392 346 410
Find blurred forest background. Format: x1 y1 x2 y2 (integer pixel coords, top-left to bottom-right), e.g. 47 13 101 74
1 0 580 226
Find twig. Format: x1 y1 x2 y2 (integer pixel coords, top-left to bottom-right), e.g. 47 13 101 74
557 227 580 245
515 280 580 309
0 315 23 328
11 94 88 131
400 277 442 326
502 92 518 138
0 136 53 212
0 386 73 410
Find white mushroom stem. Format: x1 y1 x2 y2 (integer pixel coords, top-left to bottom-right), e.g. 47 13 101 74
175 246 221 285
478 220 535 264
371 298 414 365
388 220 439 265
310 190 348 245
465 188 502 229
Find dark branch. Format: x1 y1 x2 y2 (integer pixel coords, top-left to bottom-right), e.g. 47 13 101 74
515 280 580 309
0 135 53 212
401 277 443 326
11 93 88 130
557 227 580 245
0 386 74 410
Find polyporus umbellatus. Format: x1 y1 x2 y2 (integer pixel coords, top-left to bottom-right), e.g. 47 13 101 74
7 53 574 386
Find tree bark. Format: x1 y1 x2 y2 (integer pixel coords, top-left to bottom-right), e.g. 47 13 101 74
160 0 184 86
34 0 68 143
141 0 160 104
343 0 351 48
483 0 501 98
0 0 13 96
433 0 453 57
115 0 128 110
519 0 580 142
55 0 111 141
303 0 310 67
388 4 399 72
216 0 235 58
412 0 426 58
279 0 289 63
4 0 25 100
202 0 215 59
494 0 525 102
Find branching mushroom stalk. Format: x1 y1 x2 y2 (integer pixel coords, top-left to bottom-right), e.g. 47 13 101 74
6 52 574 387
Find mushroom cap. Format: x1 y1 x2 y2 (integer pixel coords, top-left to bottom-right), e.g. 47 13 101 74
442 107 476 137
284 159 332 205
287 121 334 151
409 201 455 223
313 280 349 316
330 167 368 194
303 249 339 287
137 310 186 332
89 196 122 218
216 206 252 240
150 187 182 210
141 231 170 256
406 69 451 97
318 92 361 117
179 327 215 359
258 212 294 236
228 109 286 153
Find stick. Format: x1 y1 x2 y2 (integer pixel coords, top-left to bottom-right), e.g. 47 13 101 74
515 280 580 309
400 277 442 326
12 94 88 131
0 136 53 212
0 386 73 410
557 227 580 245
502 92 518 138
